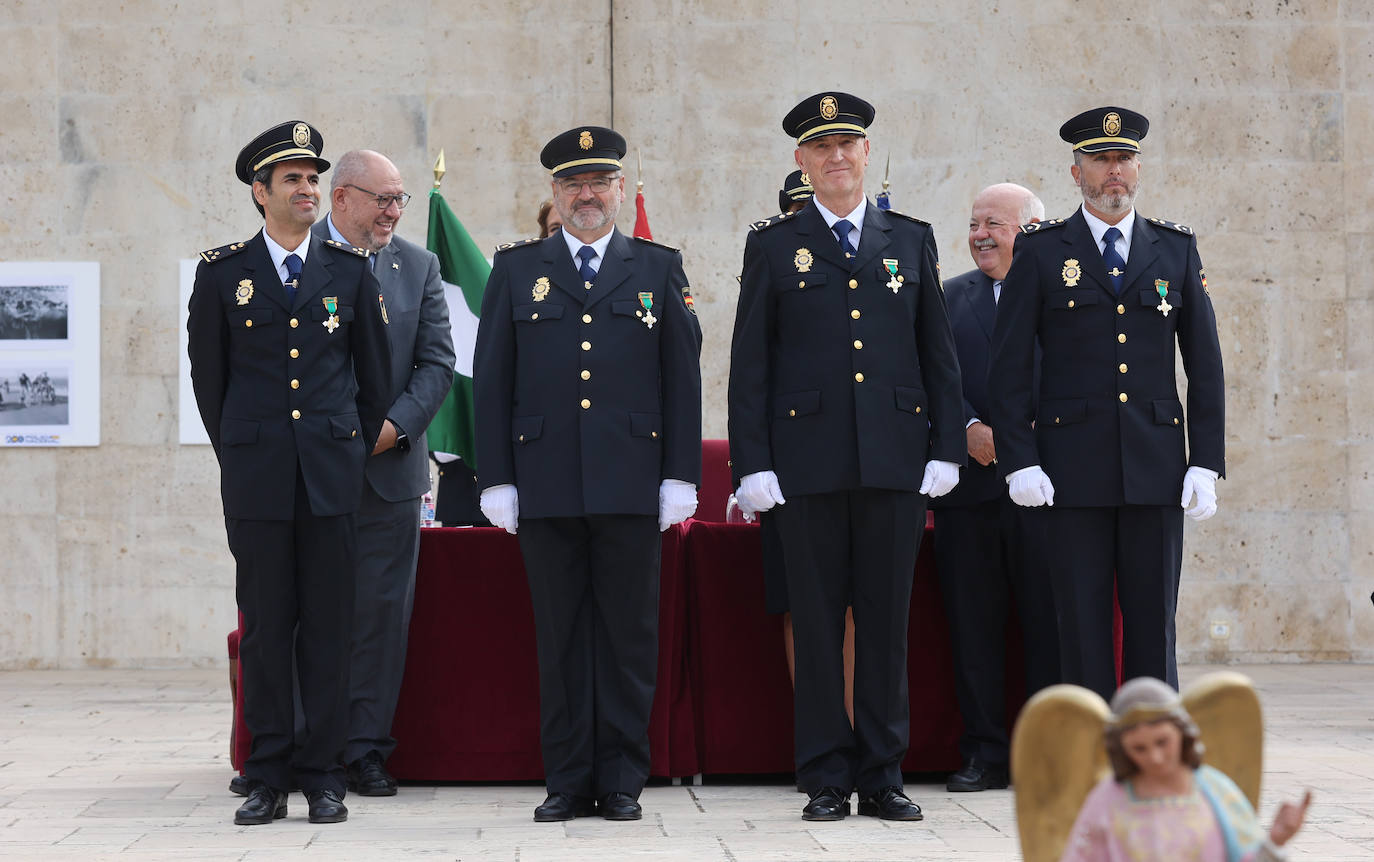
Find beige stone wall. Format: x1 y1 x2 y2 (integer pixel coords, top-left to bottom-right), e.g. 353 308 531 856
2 1 1369 667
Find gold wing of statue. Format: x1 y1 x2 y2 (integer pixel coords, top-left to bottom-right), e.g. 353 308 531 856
1011 684 1111 862
1183 670 1263 809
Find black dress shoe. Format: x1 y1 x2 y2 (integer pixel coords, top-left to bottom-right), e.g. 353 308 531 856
946 757 1010 792
305 789 349 824
347 751 398 797
598 791 642 821
229 774 250 797
534 792 597 822
858 786 923 821
801 787 850 821
233 783 287 825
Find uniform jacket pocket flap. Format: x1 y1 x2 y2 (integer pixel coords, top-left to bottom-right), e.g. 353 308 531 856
513 415 543 443
220 418 259 445
894 385 928 415
1041 398 1087 427
776 272 828 291
229 308 273 328
1047 289 1098 310
1153 399 1185 426
612 299 649 318
630 412 662 438
515 303 563 322
1138 287 1180 308
329 413 361 440
775 389 821 419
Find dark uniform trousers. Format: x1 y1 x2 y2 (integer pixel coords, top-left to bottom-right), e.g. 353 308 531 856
474 228 702 800
931 267 1057 765
188 230 392 796
988 208 1225 702
727 201 966 795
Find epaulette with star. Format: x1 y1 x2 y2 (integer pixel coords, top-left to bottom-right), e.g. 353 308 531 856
631 235 679 253
748 211 797 232
1145 216 1194 236
494 237 541 253
882 209 931 227
199 240 251 264
1020 218 1068 235
322 238 372 258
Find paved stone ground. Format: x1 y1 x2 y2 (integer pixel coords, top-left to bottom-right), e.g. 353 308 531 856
0 664 1370 860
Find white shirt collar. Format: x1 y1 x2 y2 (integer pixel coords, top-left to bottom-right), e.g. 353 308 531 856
261 229 310 284
1080 206 1135 257
812 197 867 240
560 226 614 270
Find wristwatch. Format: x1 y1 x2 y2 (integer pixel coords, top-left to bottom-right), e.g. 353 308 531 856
393 424 410 453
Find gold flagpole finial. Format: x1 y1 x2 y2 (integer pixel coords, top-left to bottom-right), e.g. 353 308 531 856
637 150 644 191
433 149 446 189
882 152 891 194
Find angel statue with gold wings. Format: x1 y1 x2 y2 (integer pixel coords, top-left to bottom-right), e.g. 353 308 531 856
1012 672 1311 862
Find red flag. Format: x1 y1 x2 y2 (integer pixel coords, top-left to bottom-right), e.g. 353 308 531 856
633 183 653 240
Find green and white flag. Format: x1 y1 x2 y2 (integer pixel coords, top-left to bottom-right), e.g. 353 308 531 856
425 186 491 464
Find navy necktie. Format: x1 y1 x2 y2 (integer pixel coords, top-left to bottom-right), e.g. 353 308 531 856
283 253 302 304
832 219 856 259
577 245 597 287
1101 226 1125 293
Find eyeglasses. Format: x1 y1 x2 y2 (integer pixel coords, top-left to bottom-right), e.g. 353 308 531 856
555 176 618 195
345 184 412 210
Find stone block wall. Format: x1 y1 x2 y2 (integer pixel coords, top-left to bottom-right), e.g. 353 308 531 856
1 0 1369 666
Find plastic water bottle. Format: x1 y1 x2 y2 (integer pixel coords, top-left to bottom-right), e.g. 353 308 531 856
420 491 436 528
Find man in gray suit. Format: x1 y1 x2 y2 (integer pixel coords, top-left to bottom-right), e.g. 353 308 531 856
314 149 456 795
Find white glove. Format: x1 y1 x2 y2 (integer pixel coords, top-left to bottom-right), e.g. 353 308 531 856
736 470 786 515
919 459 961 498
479 484 519 534
1181 466 1219 521
659 479 698 531
1007 465 1055 507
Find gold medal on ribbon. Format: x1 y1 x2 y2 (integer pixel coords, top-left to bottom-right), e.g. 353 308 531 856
378 293 389 324
638 291 656 329
322 296 340 333
235 279 253 306
1154 279 1172 317
794 248 813 273
533 276 550 302
882 259 901 293
1062 259 1082 287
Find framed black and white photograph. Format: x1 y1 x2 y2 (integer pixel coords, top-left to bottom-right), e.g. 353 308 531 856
0 262 100 447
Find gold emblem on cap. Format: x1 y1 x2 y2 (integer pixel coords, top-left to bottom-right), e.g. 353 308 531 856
794 248 814 273
819 96 838 120
533 276 550 302
1103 112 1122 136
292 123 310 147
1062 258 1082 287
235 279 254 306
579 130 593 150
800 172 810 185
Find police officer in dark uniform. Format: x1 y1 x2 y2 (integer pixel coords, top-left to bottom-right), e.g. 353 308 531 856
188 121 392 826
728 92 965 822
987 107 1225 702
473 126 702 823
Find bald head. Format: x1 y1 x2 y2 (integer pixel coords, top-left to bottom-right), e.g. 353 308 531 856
968 183 1043 280
329 149 407 251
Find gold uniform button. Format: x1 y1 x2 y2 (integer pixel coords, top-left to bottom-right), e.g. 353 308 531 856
798 280 806 289
1067 300 1075 308
582 313 592 324
853 340 863 350
1173 418 1180 425
848 279 858 289
580 369 591 381
290 318 299 328
519 434 525 442
651 431 659 439
915 405 922 413
1117 304 1125 314
245 319 253 327
1119 363 1128 373
850 309 861 319
289 348 299 358
351 430 357 438
1118 333 1127 343
854 372 865 382
290 379 300 389
531 312 539 320
789 409 796 417
581 341 591 351
1119 392 1128 402
291 410 301 420
580 398 591 409
1055 417 1061 424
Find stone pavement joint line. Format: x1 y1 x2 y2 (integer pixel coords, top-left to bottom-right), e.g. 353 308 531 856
0 665 1372 860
